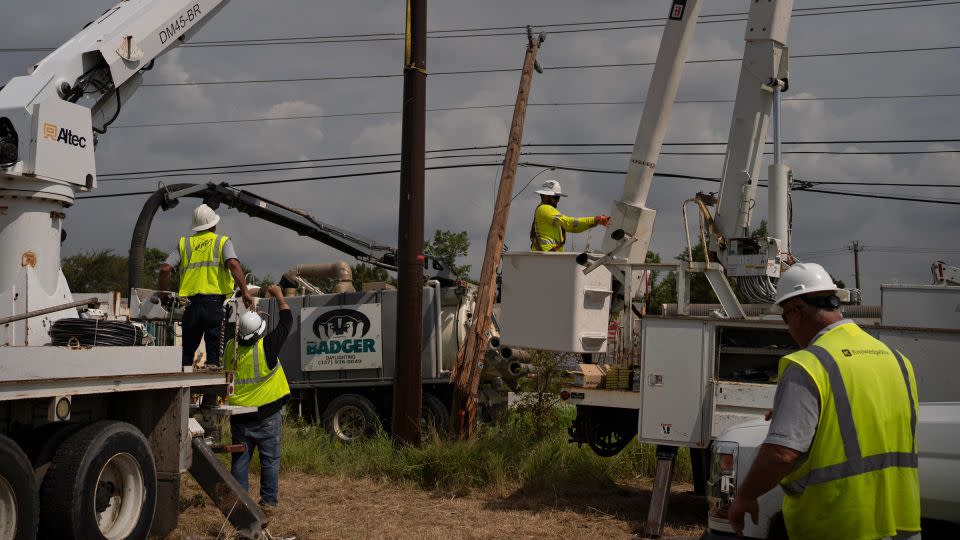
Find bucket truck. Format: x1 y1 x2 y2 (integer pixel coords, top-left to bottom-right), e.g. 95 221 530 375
0 2 281 538
497 1 960 537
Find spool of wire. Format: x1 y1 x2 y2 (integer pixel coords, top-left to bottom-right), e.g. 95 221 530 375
49 318 146 347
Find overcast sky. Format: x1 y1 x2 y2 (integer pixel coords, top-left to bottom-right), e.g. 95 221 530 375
2 0 958 303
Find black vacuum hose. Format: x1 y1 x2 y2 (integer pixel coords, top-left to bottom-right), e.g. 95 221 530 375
127 183 196 293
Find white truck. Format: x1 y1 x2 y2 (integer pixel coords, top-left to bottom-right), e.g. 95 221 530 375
0 2 281 538
497 0 960 537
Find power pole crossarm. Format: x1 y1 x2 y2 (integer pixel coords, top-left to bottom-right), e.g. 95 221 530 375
449 28 545 439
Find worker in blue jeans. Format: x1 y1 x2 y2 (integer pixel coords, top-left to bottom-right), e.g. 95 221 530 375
223 284 292 509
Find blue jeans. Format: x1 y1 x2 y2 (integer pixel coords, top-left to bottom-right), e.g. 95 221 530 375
230 410 281 505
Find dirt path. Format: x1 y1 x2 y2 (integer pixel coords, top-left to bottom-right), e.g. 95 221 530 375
173 472 706 539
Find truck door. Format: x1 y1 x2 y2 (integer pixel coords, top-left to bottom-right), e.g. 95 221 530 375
639 317 712 447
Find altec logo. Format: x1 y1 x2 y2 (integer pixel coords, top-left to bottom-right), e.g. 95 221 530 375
43 122 86 148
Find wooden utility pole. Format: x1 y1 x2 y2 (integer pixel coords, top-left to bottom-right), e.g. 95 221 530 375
392 0 427 445
850 240 862 290
450 28 545 439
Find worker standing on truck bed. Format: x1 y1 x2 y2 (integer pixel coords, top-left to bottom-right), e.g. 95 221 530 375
728 263 920 540
529 179 609 252
158 203 255 366
224 284 292 510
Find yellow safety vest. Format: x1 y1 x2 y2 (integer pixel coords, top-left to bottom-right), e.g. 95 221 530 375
529 204 596 252
777 322 920 540
177 232 234 296
224 338 290 408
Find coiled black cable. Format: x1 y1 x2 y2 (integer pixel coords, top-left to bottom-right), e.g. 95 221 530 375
49 318 146 347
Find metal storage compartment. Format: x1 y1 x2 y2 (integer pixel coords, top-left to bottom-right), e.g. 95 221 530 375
638 317 712 447
882 284 960 330
499 252 612 353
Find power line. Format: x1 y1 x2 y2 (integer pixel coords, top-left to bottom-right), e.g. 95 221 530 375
78 162 504 200
96 138 960 179
862 245 960 253
80 158 960 205
797 186 960 204
137 44 960 88
98 149 960 183
3 0 955 52
110 92 960 129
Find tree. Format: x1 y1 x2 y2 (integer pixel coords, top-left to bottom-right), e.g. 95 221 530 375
62 250 127 293
351 263 390 291
424 229 471 279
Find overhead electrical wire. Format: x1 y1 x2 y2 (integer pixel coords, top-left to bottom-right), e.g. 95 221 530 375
79 158 960 206
136 44 960 88
110 92 960 129
2 0 955 53
97 148 960 183
96 137 960 180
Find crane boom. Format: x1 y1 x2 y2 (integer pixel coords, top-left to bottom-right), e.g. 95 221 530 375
0 0 232 344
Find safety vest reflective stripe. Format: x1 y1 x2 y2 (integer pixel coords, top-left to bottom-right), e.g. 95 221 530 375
225 339 290 408
781 345 919 495
893 349 919 450
182 234 221 269
178 233 234 296
234 344 281 385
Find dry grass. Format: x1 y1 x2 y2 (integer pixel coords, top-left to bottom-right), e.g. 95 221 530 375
173 472 706 540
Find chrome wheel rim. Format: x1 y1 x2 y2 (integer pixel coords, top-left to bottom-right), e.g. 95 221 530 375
94 452 145 539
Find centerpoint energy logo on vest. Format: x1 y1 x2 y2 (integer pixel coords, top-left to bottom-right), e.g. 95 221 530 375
301 304 382 371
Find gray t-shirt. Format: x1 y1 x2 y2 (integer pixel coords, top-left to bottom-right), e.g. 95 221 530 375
164 236 238 269
765 363 820 452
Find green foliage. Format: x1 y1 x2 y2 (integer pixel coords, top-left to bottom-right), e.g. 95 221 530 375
63 247 170 294
424 229 471 279
267 408 691 495
513 351 570 439
351 263 391 291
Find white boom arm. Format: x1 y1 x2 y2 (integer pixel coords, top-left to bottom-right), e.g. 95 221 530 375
0 0 230 345
599 0 704 265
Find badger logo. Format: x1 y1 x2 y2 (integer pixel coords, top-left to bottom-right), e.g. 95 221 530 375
313 309 371 340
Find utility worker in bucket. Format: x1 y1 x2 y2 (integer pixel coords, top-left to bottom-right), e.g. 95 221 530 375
529 179 609 252
224 284 292 511
158 203 255 366
728 262 920 540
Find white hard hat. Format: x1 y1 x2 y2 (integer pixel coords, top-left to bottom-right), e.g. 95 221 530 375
535 179 567 198
774 262 839 306
191 204 221 231
237 311 266 342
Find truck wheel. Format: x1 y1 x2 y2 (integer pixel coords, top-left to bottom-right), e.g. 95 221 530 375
18 422 85 486
421 393 450 439
39 421 157 540
323 395 379 443
588 423 633 457
0 434 39 540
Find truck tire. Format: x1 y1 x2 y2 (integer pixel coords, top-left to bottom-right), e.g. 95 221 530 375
0 434 39 540
323 394 380 443
421 393 450 439
39 421 157 540
18 422 85 486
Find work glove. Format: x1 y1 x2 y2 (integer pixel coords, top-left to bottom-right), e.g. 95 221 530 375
595 215 611 227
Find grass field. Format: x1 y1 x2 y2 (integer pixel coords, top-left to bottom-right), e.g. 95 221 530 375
273 407 692 496
176 408 704 538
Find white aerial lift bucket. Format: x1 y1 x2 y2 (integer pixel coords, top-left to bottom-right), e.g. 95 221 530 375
499 252 612 353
